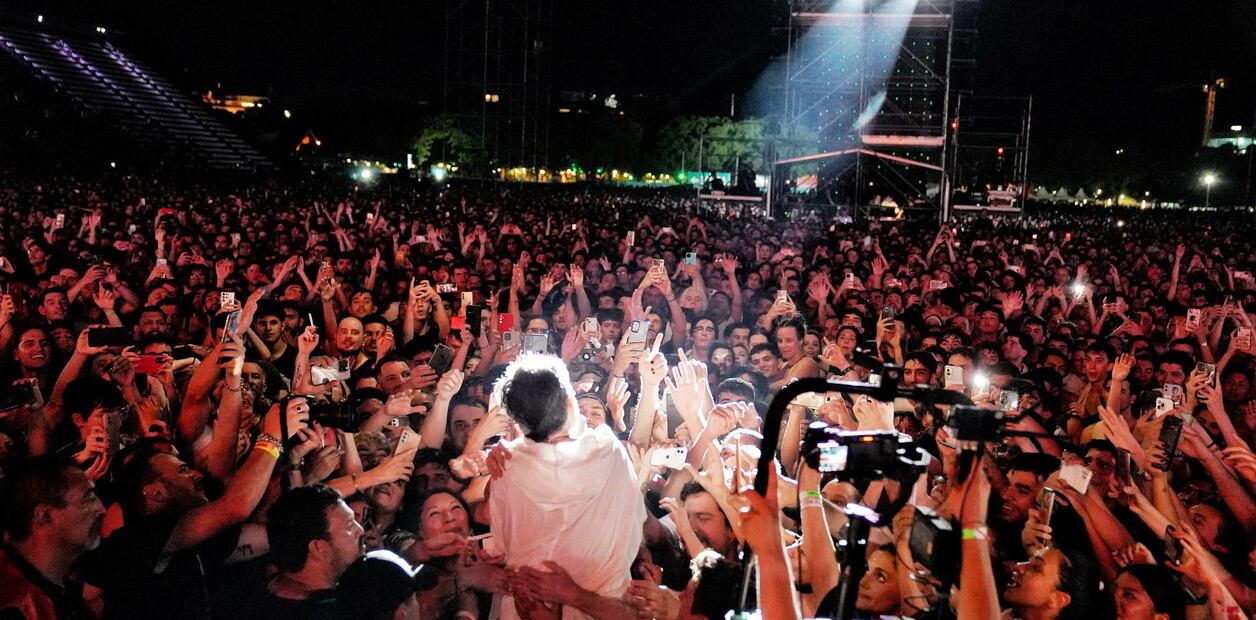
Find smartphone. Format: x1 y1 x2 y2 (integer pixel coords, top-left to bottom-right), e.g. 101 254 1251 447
171 345 197 360
1154 396 1174 418
1236 327 1254 351
1163 528 1183 566
943 365 964 387
156 258 168 267
570 223 578 231
1155 416 1184 471
652 258 665 270
88 326 131 348
450 316 466 331
466 304 483 338
928 280 948 290
583 317 598 335
880 306 895 320
497 313 515 333
776 290 789 305
626 231 635 246
334 358 352 379
523 333 548 354
436 283 457 294
684 252 697 265
626 320 648 345
650 447 689 470
429 344 455 375
220 291 236 307
365 212 375 224
1186 308 1202 328
1058 464 1093 494
133 354 164 375
1162 383 1184 406
501 330 520 349
394 429 421 455
221 310 241 343
1037 487 1057 526
997 389 1021 412
1196 362 1217 385
55 213 65 228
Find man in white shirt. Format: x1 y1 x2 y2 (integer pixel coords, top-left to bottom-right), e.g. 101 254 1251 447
489 354 645 620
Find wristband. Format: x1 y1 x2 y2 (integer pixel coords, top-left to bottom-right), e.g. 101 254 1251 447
801 496 824 510
962 526 989 541
256 432 282 446
253 441 281 460
802 490 822 499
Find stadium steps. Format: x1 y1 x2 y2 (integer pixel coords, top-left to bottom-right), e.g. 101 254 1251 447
0 24 269 172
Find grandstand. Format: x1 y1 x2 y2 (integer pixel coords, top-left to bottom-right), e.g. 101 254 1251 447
0 18 268 172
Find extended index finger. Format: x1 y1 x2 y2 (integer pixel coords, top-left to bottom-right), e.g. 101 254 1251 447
650 333 664 354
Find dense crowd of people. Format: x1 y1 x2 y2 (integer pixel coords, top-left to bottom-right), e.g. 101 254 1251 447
0 173 1254 620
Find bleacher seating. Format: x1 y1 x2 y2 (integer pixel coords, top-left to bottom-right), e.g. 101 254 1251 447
0 23 269 172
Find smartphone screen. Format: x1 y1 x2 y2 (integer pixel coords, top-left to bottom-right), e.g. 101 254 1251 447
466 305 483 337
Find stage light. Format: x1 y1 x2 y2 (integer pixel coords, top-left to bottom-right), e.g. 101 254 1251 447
430 165 447 183
996 146 1005 156
1231 125 1243 132
358 168 374 182
283 109 292 119
1202 172 1218 187
36 15 43 23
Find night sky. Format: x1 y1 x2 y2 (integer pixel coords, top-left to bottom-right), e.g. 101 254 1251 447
6 0 1256 185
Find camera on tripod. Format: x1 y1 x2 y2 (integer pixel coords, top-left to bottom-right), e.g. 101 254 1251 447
802 422 922 478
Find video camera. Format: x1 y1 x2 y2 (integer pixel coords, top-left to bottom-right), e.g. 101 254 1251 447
945 405 1006 445
802 423 925 479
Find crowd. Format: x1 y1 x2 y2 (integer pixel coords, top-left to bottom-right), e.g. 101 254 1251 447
0 173 1254 620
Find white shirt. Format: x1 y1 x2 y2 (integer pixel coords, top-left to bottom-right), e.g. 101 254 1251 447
490 423 645 620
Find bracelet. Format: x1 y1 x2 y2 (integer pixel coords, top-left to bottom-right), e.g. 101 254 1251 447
801 490 822 499
801 496 824 510
253 441 282 460
962 526 990 541
224 382 243 393
257 433 282 446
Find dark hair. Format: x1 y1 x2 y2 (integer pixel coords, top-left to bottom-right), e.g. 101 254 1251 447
0 458 79 541
1055 548 1101 620
1084 341 1116 361
266 484 344 572
361 313 389 329
749 342 781 360
498 355 571 442
1156 350 1195 374
1010 452 1060 482
722 321 749 339
1115 565 1186 619
595 307 625 325
1082 439 1117 459
904 350 938 377
715 378 756 402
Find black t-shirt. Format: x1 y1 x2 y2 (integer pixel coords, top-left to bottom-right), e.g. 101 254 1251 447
79 513 242 620
269 346 298 383
238 588 336 620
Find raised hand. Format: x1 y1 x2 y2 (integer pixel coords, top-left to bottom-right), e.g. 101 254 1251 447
435 369 465 400
296 326 320 354
1111 353 1133 382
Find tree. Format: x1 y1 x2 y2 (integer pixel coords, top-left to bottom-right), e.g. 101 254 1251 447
410 114 486 172
653 116 818 175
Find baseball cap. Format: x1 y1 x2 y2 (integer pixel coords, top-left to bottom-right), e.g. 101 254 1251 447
336 550 423 620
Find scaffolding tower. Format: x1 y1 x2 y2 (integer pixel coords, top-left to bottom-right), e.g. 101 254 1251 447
443 0 551 171
770 0 978 220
